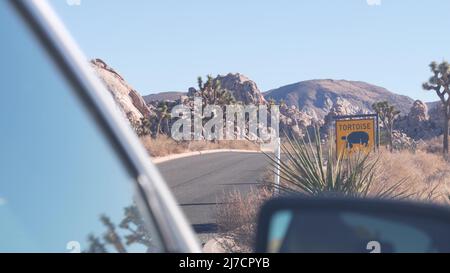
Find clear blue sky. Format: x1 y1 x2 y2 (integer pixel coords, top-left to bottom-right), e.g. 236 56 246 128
53 0 450 102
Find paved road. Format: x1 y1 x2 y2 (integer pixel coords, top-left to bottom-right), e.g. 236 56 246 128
156 152 270 233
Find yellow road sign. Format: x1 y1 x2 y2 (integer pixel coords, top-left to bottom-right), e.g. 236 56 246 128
336 118 376 156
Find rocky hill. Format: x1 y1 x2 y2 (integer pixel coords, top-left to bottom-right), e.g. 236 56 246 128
215 73 267 105
91 59 153 124
264 79 415 120
144 92 186 104
91 58 444 141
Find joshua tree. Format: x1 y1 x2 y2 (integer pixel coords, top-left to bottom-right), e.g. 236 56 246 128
136 117 152 137
423 61 450 156
197 75 235 106
100 215 127 253
267 98 276 106
86 235 108 253
119 206 154 249
86 205 155 253
372 101 400 152
155 102 171 137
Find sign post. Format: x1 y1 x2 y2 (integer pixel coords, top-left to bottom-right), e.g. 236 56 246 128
335 114 379 157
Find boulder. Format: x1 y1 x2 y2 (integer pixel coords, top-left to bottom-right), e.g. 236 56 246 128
321 97 363 137
215 73 267 105
408 100 429 124
91 59 153 123
396 100 442 140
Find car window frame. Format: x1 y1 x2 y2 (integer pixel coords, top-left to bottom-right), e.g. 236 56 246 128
8 0 201 253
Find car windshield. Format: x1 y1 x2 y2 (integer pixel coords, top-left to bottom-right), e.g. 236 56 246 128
0 1 163 253
3 0 450 254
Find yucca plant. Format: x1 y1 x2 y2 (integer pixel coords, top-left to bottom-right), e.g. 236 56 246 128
266 127 408 199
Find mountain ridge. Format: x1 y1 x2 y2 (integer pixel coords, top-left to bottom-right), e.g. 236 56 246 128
144 79 421 119
264 79 415 120
91 58 443 140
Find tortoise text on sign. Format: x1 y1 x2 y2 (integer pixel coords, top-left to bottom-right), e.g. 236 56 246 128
336 118 376 155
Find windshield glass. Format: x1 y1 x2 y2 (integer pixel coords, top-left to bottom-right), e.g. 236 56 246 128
0 1 162 253
20 0 450 253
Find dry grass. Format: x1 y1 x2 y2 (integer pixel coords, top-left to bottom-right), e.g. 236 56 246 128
215 188 273 253
140 136 260 158
417 136 444 155
214 144 450 253
370 148 450 203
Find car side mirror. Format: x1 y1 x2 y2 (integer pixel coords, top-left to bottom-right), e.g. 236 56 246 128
255 197 450 253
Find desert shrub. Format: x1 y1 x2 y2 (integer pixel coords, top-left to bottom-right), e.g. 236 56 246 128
213 134 450 253
418 136 445 155
140 136 259 158
187 140 259 152
373 148 450 203
140 136 187 157
215 188 273 253
391 131 418 153
267 129 407 198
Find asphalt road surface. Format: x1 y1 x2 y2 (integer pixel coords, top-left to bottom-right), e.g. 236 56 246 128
156 152 271 234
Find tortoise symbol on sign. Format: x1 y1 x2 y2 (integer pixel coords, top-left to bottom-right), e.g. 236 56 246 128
341 131 369 149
